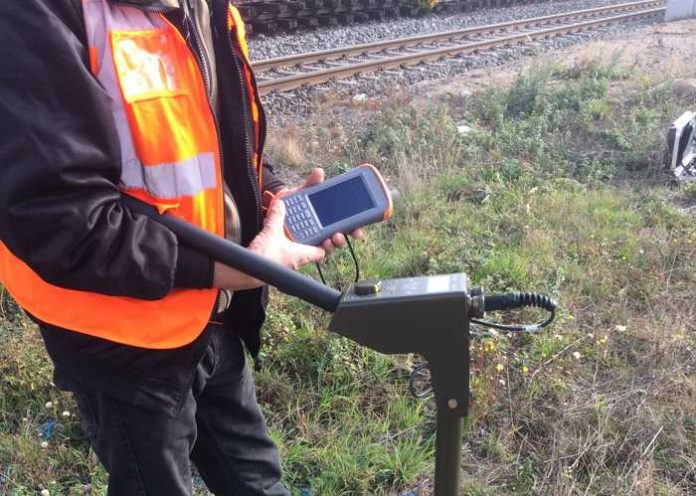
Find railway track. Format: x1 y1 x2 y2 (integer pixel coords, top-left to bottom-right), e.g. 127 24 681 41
252 0 664 95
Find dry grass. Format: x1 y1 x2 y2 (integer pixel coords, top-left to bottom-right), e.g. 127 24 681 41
265 122 307 169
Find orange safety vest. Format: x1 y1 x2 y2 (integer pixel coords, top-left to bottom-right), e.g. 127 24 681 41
0 0 263 349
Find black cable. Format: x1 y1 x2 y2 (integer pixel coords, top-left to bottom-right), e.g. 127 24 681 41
471 292 557 333
470 309 555 333
484 292 556 313
316 262 327 285
345 235 360 283
314 233 360 288
408 362 433 399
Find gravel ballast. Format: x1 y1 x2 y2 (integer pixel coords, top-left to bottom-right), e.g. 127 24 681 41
248 0 654 60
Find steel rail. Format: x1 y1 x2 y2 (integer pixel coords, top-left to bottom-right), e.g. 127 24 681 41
252 0 662 73
256 6 663 95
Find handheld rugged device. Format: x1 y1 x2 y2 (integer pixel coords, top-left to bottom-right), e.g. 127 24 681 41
125 197 556 496
282 164 392 245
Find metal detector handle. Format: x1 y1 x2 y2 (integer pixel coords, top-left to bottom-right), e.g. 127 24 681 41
123 196 342 312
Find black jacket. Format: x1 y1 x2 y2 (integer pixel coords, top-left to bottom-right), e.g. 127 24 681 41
0 0 282 409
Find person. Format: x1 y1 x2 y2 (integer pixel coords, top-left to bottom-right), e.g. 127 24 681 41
0 1 359 494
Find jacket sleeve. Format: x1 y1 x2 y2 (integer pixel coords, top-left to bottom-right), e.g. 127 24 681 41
261 158 286 196
0 0 212 300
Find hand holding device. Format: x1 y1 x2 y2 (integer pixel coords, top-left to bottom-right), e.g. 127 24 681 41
276 168 363 253
282 164 392 247
213 200 325 290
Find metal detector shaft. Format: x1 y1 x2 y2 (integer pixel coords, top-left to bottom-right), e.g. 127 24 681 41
435 412 463 496
124 197 342 312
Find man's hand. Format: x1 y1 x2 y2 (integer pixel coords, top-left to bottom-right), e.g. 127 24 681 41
277 168 364 254
213 200 325 290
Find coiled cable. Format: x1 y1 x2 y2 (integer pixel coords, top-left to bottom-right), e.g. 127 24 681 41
471 292 557 333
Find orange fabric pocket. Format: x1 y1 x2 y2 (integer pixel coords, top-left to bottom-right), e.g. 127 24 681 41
111 28 184 103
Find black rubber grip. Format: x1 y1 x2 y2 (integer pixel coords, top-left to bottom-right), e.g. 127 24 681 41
484 292 557 313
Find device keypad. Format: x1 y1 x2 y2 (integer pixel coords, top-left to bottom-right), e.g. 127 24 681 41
284 195 319 241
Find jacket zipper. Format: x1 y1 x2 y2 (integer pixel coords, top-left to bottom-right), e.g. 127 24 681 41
216 7 263 231
182 0 213 102
247 70 267 174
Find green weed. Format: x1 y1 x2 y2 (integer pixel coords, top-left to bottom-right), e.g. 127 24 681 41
1 56 694 495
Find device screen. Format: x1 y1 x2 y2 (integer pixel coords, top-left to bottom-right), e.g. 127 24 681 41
308 176 374 226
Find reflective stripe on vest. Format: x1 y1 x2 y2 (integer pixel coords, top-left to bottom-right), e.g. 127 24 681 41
0 0 264 349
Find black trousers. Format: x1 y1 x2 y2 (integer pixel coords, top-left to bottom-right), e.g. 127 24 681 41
67 325 290 496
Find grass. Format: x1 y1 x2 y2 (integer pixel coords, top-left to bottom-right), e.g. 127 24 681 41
1 54 695 495
265 122 307 170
